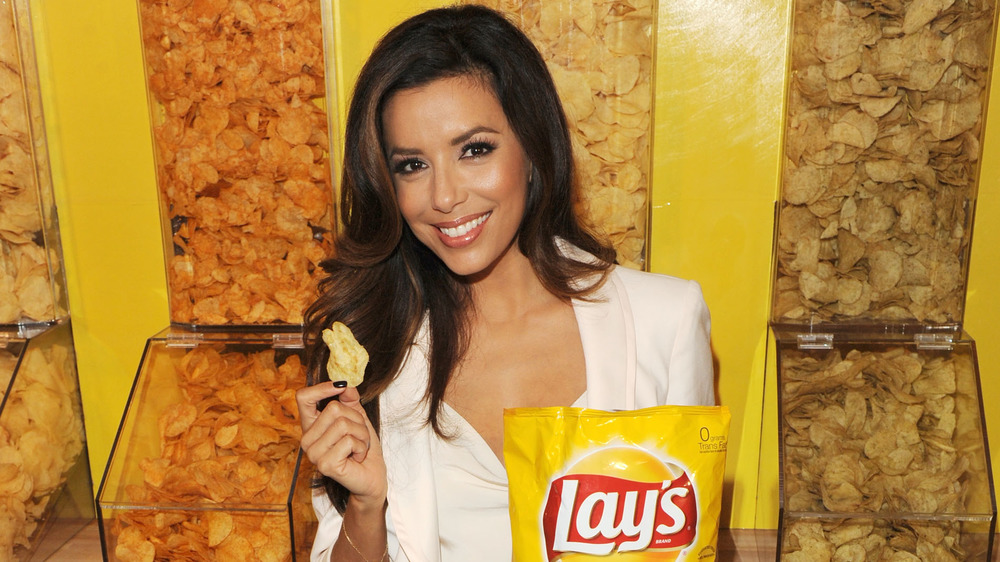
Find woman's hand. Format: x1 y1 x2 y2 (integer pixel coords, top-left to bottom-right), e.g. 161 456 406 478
297 382 387 508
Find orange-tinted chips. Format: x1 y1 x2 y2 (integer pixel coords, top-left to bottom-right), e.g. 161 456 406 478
109 347 315 561
138 0 336 326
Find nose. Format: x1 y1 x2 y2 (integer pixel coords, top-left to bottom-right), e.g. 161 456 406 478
430 166 466 213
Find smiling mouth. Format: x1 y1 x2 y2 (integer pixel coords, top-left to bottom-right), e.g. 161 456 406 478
437 212 491 238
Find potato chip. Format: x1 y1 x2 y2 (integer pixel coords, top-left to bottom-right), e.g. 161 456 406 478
158 402 197 438
207 511 234 547
322 322 369 387
114 526 156 562
903 0 956 35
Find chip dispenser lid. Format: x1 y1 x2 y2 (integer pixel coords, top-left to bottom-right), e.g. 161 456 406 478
769 0 1000 333
98 327 317 560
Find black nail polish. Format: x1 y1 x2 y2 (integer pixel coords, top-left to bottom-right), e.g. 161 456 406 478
333 380 348 388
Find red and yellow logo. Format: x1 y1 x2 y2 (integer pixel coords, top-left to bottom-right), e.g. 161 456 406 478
541 447 698 561
504 406 729 562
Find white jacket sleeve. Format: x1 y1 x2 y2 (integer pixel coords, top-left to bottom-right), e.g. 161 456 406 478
663 279 715 406
617 267 715 408
310 488 340 562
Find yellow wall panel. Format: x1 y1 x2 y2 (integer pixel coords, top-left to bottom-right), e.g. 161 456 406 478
650 0 789 527
32 0 168 485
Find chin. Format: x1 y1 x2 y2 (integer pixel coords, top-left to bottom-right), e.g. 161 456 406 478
439 258 490 278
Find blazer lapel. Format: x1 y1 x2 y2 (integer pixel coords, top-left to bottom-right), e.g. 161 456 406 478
573 269 632 411
380 328 442 562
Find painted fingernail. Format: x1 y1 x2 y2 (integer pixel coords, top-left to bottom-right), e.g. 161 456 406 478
332 380 348 388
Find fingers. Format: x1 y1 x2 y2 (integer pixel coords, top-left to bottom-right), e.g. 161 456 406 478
301 398 368 452
336 386 362 409
296 381 347 431
298 383 372 466
315 420 371 468
296 383 386 500
299 395 383 496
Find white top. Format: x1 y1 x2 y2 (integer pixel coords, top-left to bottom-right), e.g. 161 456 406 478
432 393 588 562
310 259 715 562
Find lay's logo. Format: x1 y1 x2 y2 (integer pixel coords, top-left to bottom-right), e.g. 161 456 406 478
540 447 698 561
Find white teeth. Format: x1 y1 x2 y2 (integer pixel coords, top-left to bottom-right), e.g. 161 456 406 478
439 212 490 238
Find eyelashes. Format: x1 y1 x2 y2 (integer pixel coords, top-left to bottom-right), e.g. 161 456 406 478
390 137 498 175
392 158 424 175
461 139 497 158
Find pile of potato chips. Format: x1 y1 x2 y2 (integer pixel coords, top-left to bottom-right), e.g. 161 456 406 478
0 0 65 325
0 341 86 559
773 0 995 325
465 0 655 269
779 345 993 560
108 347 314 562
138 0 336 326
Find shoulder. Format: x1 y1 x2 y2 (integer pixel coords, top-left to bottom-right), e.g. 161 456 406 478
610 265 707 312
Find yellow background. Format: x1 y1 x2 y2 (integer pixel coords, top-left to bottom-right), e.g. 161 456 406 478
29 0 1000 530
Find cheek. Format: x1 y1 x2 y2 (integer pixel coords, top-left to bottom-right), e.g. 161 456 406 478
394 185 422 225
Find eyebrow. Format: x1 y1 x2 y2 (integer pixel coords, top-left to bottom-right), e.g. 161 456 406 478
387 125 502 158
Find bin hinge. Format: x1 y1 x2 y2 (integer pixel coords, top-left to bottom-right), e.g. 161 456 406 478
273 333 304 349
914 333 954 351
796 333 834 350
1 325 36 340
166 332 204 348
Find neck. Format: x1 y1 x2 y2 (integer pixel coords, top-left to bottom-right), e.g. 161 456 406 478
465 244 554 322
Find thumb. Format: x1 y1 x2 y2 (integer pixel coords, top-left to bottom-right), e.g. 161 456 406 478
337 386 363 411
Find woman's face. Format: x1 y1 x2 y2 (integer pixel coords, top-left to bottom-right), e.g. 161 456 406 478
382 75 531 279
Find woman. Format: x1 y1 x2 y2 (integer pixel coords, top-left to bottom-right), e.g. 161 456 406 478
295 5 714 561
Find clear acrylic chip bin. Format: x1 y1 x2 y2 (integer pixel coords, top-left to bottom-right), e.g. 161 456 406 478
98 329 317 561
0 321 95 560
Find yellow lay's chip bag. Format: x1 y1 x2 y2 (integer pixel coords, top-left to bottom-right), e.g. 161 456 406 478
504 406 730 561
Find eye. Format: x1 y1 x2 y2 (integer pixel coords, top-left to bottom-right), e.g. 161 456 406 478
461 140 496 159
392 158 426 175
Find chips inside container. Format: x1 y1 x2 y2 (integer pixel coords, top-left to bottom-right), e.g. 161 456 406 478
98 329 317 561
136 0 337 327
771 0 997 328
0 0 70 326
0 322 94 560
775 332 997 560
504 405 730 561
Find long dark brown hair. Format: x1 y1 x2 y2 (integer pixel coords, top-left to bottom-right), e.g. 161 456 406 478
305 4 616 513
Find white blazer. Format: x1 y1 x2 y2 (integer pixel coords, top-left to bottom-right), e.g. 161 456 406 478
311 264 715 562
